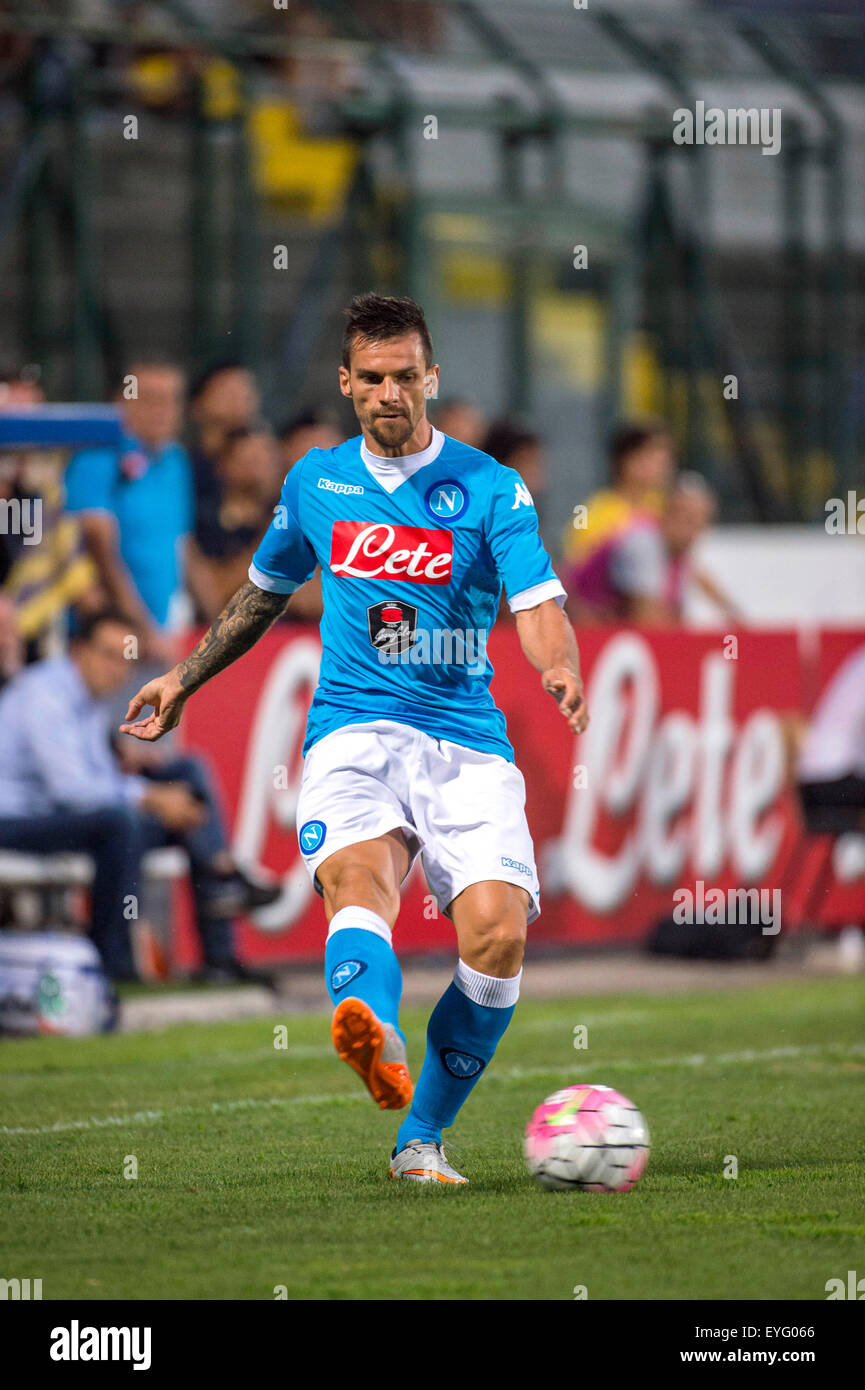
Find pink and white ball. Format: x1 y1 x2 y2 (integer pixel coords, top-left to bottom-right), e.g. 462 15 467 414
525 1084 650 1192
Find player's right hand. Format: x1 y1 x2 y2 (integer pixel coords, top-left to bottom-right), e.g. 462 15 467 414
541 667 589 735
119 672 188 741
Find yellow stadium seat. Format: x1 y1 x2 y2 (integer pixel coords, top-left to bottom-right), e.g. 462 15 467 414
249 100 357 220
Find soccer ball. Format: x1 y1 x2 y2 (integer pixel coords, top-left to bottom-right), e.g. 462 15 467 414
524 1084 650 1192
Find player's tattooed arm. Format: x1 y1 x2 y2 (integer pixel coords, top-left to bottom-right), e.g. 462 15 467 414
119 582 289 741
175 582 289 694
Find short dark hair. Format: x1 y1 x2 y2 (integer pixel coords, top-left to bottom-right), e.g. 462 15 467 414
73 606 140 645
482 419 540 466
341 293 433 370
222 421 271 444
188 359 250 403
276 408 338 441
608 420 672 480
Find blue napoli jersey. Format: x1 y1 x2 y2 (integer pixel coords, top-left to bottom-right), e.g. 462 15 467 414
250 429 565 760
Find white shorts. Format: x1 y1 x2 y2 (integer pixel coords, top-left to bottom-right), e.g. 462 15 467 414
295 720 540 923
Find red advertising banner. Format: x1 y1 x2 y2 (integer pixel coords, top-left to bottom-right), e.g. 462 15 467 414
173 624 864 968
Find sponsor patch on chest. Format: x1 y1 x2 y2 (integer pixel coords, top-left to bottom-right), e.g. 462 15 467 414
329 521 452 583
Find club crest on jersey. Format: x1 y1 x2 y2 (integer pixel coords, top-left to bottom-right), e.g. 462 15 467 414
424 479 468 522
330 521 452 584
298 819 326 855
330 960 366 993
367 599 418 656
440 1048 485 1080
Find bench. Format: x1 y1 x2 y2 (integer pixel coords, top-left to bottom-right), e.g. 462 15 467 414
0 847 188 928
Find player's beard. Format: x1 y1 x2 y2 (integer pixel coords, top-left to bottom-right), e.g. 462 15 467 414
364 409 418 453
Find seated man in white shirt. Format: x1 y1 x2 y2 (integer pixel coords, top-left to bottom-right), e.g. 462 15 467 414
0 608 277 980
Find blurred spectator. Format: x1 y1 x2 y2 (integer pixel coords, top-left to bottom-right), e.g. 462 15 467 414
480 419 549 623
0 364 44 405
435 397 487 450
0 608 279 982
189 361 262 464
562 419 675 567
276 408 343 473
270 410 335 625
64 358 192 664
186 425 283 622
566 472 741 627
0 368 99 677
354 1 440 46
188 360 263 518
482 419 548 511
260 4 361 121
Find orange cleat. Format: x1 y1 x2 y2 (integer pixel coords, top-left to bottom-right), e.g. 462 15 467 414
331 997 413 1111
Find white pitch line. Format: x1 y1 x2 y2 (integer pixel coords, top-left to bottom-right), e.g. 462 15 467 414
0 1090 367 1137
2 1042 862 1139
488 1041 865 1085
517 1010 654 1034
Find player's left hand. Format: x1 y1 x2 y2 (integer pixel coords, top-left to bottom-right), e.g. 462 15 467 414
542 667 589 735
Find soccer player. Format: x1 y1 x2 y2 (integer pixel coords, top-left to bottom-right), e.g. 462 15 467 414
120 294 589 1184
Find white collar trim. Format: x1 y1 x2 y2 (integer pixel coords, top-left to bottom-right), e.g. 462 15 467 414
360 427 445 493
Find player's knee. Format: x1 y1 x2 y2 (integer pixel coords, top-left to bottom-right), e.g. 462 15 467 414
320 861 400 927
460 898 527 975
478 915 527 955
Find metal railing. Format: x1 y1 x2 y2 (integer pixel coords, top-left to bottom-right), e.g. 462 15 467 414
0 0 860 519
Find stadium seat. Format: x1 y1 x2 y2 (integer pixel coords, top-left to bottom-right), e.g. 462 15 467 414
249 100 357 219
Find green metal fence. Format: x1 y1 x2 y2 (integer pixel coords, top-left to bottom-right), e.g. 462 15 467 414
0 0 861 521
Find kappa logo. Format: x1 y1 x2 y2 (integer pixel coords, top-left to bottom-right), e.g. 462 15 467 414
424 479 468 522
440 1048 485 1080
330 960 367 993
298 820 326 854
318 477 364 496
501 855 532 877
511 481 533 509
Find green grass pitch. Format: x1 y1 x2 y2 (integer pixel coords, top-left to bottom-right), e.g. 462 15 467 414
1 976 863 1300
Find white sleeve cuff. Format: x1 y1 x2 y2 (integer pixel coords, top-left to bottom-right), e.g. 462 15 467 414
248 563 302 595
508 578 567 613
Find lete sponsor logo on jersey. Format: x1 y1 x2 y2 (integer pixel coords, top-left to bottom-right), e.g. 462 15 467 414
330 522 452 583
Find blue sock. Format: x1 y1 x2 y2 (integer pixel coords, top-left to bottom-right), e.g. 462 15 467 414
395 959 521 1150
325 907 404 1044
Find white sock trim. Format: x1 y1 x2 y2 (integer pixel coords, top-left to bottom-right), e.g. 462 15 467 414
327 905 393 945
453 958 521 1009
